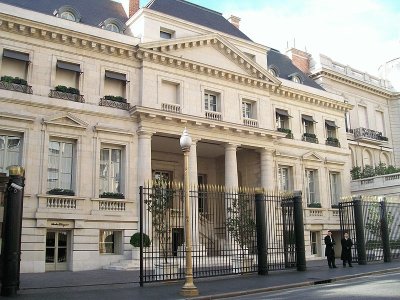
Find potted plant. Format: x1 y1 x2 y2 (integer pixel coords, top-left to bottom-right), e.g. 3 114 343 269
104 95 127 103
145 179 177 279
226 194 256 273
47 188 75 196
307 202 322 208
100 192 125 199
130 232 151 260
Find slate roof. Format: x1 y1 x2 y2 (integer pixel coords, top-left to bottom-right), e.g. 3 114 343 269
267 49 324 90
146 0 252 41
0 0 128 27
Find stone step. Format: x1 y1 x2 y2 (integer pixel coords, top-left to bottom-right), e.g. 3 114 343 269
103 259 140 271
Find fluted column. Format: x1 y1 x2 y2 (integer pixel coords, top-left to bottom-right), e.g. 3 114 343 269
260 148 274 190
189 139 199 245
225 143 239 189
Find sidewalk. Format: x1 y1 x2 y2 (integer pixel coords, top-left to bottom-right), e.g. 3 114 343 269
4 259 400 299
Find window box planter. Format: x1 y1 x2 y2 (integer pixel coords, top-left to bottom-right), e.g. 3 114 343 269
331 204 339 209
47 188 75 196
307 203 322 208
277 128 294 139
49 85 85 102
99 97 130 110
302 133 318 144
100 192 125 199
326 137 340 147
0 76 32 94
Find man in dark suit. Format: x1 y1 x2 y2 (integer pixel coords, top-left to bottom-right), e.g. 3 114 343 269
324 230 337 268
341 232 353 267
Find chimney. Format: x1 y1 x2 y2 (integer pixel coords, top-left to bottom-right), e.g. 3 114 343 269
228 15 241 29
129 0 140 18
286 48 311 75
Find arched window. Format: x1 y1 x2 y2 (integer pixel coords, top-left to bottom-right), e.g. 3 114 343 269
381 153 390 166
293 75 301 83
101 18 126 34
55 5 81 23
105 23 120 33
362 149 372 167
60 11 76 21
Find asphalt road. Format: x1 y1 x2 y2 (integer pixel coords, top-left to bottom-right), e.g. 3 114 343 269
225 271 400 299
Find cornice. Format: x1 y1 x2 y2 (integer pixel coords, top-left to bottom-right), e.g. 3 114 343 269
0 14 137 60
311 69 398 99
130 105 287 140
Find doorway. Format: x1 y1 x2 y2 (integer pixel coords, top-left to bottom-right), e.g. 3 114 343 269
45 230 70 271
172 228 184 256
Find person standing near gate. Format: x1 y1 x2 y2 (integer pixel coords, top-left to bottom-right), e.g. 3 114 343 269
341 232 353 267
324 230 337 268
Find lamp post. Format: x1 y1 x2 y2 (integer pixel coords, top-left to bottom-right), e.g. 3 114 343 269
179 128 199 297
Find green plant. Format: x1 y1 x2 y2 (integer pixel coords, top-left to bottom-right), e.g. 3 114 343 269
303 132 316 138
1 75 27 85
1 75 13 83
104 95 126 103
55 85 80 95
47 188 75 196
375 163 387 176
130 232 151 248
226 194 256 251
100 192 124 199
350 166 361 180
67 87 80 95
307 202 322 208
386 165 400 174
145 179 175 262
326 137 339 142
361 165 375 178
331 204 340 209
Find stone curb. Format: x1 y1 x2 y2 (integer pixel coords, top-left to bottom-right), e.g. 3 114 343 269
189 267 400 300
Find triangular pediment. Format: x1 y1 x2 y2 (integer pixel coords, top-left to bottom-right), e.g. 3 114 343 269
302 152 324 162
139 34 280 84
43 113 88 129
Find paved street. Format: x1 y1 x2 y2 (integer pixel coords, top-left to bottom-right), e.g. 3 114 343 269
224 271 400 299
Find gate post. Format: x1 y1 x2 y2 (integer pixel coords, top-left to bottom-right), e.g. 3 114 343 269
380 199 392 263
1 166 25 297
353 196 367 265
293 191 306 271
255 190 268 275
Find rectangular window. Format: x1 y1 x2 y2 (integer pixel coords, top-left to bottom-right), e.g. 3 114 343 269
376 111 385 135
325 120 337 138
276 109 291 129
160 30 172 39
55 61 81 89
1 49 29 80
310 231 318 255
99 230 122 254
302 115 316 134
99 148 122 195
204 93 217 112
242 101 252 119
305 169 317 205
47 140 74 191
278 166 291 191
329 172 340 206
104 70 126 99
0 135 22 174
358 105 368 128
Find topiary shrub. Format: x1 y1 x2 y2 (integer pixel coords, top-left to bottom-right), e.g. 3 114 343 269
130 232 151 248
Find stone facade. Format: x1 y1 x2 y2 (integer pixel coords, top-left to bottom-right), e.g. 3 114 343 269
0 1 352 272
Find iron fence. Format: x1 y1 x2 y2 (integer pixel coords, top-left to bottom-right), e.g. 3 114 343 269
139 183 297 284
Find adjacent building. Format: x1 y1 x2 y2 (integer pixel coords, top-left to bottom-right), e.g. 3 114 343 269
0 0 352 272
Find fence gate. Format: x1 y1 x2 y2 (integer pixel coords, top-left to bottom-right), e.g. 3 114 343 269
139 183 298 284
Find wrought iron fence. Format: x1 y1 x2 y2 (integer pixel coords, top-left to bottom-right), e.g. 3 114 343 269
49 89 85 103
139 183 297 284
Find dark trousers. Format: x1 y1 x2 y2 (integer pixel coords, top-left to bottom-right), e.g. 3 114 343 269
342 258 352 266
327 254 336 268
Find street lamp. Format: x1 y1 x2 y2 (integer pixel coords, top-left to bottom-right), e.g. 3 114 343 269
179 128 199 297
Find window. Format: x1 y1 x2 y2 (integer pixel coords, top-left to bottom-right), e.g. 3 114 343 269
0 135 22 174
60 11 76 21
302 115 316 134
104 70 127 99
55 6 81 22
305 169 318 205
310 231 318 255
1 49 30 80
47 140 74 191
55 61 81 89
358 105 368 128
268 68 277 76
99 148 122 195
345 112 351 132
325 120 338 138
329 172 340 207
105 23 120 33
205 92 218 112
242 101 252 119
278 166 292 191
99 230 122 254
160 30 172 39
376 111 385 135
100 18 125 34
276 109 291 129
292 75 301 83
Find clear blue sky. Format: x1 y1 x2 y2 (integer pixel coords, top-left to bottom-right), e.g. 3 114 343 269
136 0 400 76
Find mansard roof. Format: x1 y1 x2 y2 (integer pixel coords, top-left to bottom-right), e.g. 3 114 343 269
267 48 324 91
146 0 252 42
0 0 128 27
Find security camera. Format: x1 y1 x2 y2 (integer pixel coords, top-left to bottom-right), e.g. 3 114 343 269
10 183 23 191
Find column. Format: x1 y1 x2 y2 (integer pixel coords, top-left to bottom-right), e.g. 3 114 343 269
225 143 239 188
260 148 274 190
188 139 200 246
137 130 153 235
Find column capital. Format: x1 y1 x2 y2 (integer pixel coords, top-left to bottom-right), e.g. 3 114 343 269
225 142 240 150
137 128 155 138
258 147 275 155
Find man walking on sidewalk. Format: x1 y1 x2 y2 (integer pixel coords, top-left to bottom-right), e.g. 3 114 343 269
324 230 337 268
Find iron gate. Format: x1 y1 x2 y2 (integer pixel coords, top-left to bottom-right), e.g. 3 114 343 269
139 183 298 284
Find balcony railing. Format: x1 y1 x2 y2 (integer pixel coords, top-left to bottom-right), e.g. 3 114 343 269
243 118 258 127
302 134 318 144
0 81 32 94
277 128 294 139
205 110 222 121
326 138 340 147
351 172 400 193
49 89 85 103
161 103 181 113
351 127 388 143
99 98 130 110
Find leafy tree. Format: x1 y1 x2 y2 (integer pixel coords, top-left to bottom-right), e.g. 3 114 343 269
361 165 375 178
350 166 361 180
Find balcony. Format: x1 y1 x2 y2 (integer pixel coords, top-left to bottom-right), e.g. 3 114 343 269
302 133 318 144
161 103 181 113
351 127 388 144
243 118 258 127
0 80 32 94
277 128 294 139
205 110 222 121
49 89 85 103
99 97 130 110
326 137 340 148
351 172 400 194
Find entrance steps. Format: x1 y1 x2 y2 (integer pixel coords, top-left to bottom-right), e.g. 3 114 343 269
103 259 140 271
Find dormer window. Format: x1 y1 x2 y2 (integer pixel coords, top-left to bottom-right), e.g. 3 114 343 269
268 65 279 77
289 72 303 83
100 18 126 34
54 5 81 23
160 28 174 39
293 76 301 83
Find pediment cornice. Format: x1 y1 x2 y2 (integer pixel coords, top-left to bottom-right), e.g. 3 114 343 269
42 112 88 129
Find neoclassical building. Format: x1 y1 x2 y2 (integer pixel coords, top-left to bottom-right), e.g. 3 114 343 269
0 0 352 272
